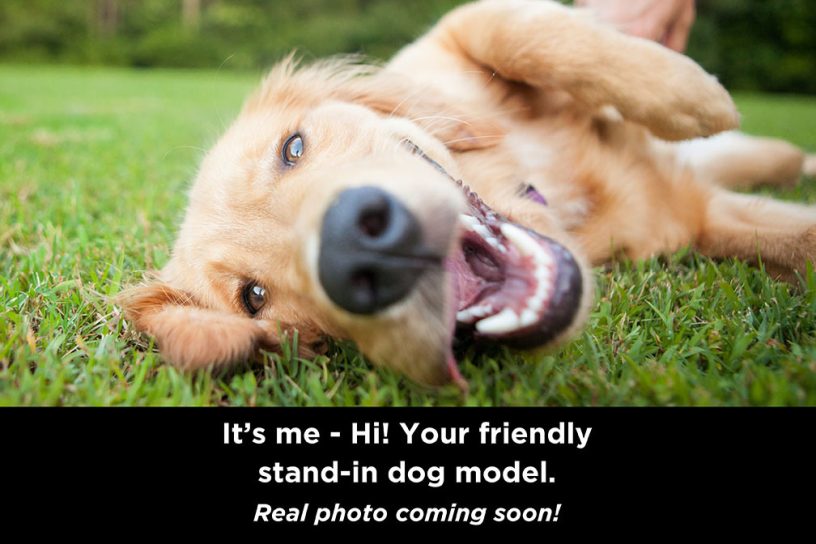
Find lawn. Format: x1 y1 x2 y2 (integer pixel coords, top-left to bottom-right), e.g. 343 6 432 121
1 64 815 406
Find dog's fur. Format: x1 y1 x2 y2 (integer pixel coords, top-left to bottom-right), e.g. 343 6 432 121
121 0 816 386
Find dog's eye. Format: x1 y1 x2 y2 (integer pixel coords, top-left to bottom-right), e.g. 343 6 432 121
282 134 304 165
242 282 267 315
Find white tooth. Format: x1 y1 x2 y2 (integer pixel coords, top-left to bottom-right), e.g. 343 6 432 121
501 223 542 258
535 268 551 285
536 256 553 270
458 306 481 321
459 214 480 229
457 304 493 322
498 245 508 254
475 308 521 335
486 237 501 250
528 294 545 312
520 309 538 327
473 225 492 239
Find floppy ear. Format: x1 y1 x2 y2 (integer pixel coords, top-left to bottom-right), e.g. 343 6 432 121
342 73 505 152
118 282 277 370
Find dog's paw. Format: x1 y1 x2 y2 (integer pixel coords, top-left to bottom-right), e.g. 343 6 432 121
604 40 740 141
646 60 740 141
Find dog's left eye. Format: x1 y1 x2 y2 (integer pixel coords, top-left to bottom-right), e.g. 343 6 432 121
242 282 267 315
282 134 304 165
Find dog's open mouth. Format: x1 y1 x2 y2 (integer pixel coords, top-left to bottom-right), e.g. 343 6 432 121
443 183 583 386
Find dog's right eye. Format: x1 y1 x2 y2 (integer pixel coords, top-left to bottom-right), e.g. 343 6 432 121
282 134 304 166
241 282 267 315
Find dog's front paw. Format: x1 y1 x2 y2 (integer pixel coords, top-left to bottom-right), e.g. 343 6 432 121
672 76 739 139
602 39 740 141
647 60 740 141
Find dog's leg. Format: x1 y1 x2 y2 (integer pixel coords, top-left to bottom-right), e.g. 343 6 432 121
676 131 810 189
696 190 816 282
805 154 816 178
430 0 739 140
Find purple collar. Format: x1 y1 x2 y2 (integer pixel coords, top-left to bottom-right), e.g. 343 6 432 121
525 184 548 206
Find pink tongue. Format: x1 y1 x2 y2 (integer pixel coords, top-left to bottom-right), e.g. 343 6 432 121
447 354 468 393
444 258 469 392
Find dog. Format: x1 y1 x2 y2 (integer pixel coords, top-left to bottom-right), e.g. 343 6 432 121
121 0 816 388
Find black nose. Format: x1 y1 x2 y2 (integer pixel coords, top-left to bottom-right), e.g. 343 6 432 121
318 186 435 314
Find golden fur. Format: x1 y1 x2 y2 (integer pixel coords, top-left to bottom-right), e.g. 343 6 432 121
121 0 815 385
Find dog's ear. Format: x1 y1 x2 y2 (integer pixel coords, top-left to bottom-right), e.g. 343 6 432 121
342 74 505 152
118 281 277 370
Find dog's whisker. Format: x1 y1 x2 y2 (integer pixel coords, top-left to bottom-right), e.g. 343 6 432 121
409 115 473 127
386 83 433 119
441 134 505 146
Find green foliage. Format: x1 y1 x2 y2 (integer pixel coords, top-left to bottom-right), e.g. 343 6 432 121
687 0 816 93
0 0 465 69
1 1 815 93
1 65 816 406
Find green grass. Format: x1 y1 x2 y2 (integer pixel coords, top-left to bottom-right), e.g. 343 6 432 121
2 64 816 406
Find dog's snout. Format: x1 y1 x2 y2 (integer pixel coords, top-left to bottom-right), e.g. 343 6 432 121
318 186 433 314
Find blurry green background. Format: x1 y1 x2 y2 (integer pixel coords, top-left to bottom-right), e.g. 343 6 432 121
1 0 815 94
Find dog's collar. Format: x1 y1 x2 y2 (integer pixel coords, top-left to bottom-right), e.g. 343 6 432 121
524 184 548 206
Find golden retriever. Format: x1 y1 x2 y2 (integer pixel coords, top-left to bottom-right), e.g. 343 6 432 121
121 0 816 388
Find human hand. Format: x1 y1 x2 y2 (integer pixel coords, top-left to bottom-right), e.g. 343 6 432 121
575 0 696 52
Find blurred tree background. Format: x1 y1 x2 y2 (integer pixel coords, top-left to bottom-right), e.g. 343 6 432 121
0 0 814 94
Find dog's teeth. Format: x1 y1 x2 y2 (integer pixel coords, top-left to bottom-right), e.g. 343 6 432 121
460 214 510 254
459 214 480 229
519 308 538 327
500 223 541 258
461 221 559 334
457 309 474 322
457 304 493 323
527 294 545 312
473 224 492 240
475 308 520 334
501 223 556 269
536 250 553 267
487 237 509 254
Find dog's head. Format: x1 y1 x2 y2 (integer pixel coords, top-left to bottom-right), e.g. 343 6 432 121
122 58 592 387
